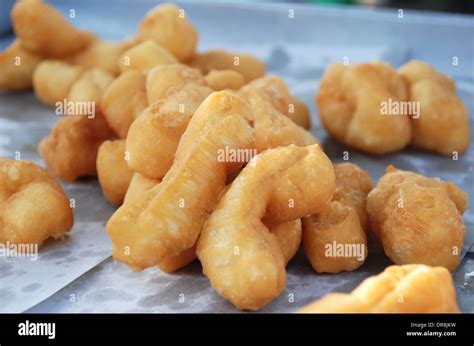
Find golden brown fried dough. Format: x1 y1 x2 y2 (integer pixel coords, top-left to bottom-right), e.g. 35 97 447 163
123 176 301 273
122 173 197 273
270 219 302 266
303 202 367 274
100 70 148 138
164 221 302 273
38 115 114 182
288 96 311 129
96 140 134 206
240 77 318 151
205 69 245 91
118 40 177 73
367 165 467 272
190 49 265 83
0 40 42 91
302 163 372 274
0 159 73 247
12 0 92 58
33 60 84 106
240 76 293 113
138 3 198 62
299 264 460 313
69 38 135 75
146 64 206 104
197 144 335 311
128 65 210 178
107 91 255 270
332 162 373 230
127 83 213 179
316 62 411 154
123 173 159 204
67 68 115 115
398 60 470 155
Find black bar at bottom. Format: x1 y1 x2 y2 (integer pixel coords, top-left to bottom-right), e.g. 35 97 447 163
0 313 472 345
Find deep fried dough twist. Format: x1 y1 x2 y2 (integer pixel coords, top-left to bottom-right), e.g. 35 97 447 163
107 91 255 270
239 76 318 151
197 144 335 310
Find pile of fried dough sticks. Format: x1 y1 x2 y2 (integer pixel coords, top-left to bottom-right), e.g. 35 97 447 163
0 0 469 312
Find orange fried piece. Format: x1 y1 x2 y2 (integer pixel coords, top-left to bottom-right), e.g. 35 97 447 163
146 64 206 103
190 49 265 82
118 40 177 73
331 162 373 230
126 65 212 179
67 68 115 115
122 173 196 273
0 159 73 247
123 173 159 205
138 3 198 62
33 60 84 106
0 40 42 91
96 140 134 206
197 144 335 311
127 84 213 179
205 69 245 91
299 264 460 313
271 219 302 266
100 70 148 138
316 62 411 154
398 60 470 155
302 163 372 273
288 96 311 129
107 91 255 270
367 165 467 272
69 38 135 76
239 76 318 152
303 202 367 274
12 0 92 58
122 174 301 273
38 115 114 182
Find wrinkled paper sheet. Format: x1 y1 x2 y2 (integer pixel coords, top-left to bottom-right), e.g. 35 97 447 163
0 0 473 313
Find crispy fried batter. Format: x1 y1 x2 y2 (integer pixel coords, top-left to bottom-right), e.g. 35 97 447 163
69 38 135 75
299 264 460 313
190 49 265 82
197 144 335 310
118 40 177 73
146 64 206 104
12 0 92 58
0 159 73 247
107 91 255 270
38 115 114 182
302 163 372 274
205 69 245 91
138 3 198 62
240 76 318 151
367 165 467 272
0 40 42 91
126 83 213 179
97 140 134 206
100 71 148 138
33 60 84 106
316 62 411 154
398 60 470 155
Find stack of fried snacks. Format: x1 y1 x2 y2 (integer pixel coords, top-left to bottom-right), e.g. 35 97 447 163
0 0 468 313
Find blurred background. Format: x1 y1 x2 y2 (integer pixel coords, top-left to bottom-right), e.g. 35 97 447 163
1 0 474 34
298 0 474 14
